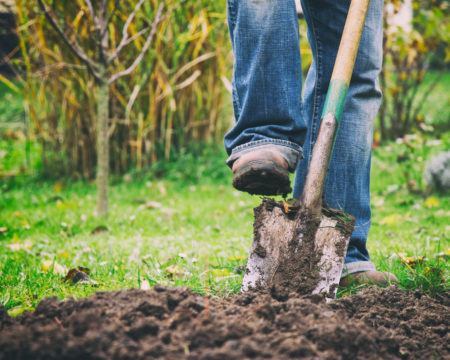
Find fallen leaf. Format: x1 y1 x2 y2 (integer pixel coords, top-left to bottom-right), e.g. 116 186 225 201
211 268 233 278
398 253 425 267
424 197 440 208
145 201 163 209
8 241 32 251
165 264 181 278
53 183 62 192
228 255 245 262
57 250 70 259
56 201 78 210
7 305 34 317
386 184 399 194
434 248 450 261
380 214 403 225
140 279 151 290
42 260 66 275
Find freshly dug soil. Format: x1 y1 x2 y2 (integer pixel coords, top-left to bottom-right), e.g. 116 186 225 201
244 199 355 300
0 286 448 359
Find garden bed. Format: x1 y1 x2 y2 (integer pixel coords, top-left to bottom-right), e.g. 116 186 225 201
0 285 448 359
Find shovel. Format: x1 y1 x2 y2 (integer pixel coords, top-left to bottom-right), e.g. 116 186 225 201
242 0 371 301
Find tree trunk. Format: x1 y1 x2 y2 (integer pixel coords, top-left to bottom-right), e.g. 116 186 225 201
96 70 109 217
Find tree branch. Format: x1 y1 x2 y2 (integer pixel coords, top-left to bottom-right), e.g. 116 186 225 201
37 0 102 82
83 0 99 30
108 0 145 63
109 2 164 84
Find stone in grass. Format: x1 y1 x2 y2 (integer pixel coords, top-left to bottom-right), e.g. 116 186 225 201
424 151 450 192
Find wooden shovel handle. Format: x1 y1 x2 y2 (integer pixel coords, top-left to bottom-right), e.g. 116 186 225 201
300 0 370 213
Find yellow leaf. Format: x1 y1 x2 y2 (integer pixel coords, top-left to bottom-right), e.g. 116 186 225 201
53 183 62 192
380 214 403 225
7 305 34 317
56 201 78 210
13 233 19 243
228 255 245 261
398 253 424 267
211 268 233 278
42 259 52 272
57 250 70 259
424 197 440 208
42 260 66 275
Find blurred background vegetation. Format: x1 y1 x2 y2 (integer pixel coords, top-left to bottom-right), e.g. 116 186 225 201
0 0 448 179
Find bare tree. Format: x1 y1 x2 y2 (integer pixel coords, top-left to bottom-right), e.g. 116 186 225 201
37 0 164 217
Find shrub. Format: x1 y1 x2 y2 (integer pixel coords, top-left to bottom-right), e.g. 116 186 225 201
378 0 450 141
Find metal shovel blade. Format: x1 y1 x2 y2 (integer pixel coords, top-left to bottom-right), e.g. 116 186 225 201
242 199 354 301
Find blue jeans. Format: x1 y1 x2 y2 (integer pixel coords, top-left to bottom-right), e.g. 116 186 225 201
225 0 383 276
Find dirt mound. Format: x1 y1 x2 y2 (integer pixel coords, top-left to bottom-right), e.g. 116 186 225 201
0 286 448 359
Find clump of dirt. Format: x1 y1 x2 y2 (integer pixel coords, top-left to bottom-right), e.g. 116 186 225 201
0 286 448 359
247 198 355 298
270 207 324 297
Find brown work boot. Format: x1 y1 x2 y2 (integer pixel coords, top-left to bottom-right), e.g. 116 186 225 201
232 150 291 196
339 270 398 287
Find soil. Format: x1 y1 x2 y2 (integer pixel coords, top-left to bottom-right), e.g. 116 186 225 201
1 285 448 359
246 199 355 299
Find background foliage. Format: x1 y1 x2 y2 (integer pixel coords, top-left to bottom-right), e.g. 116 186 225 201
11 0 231 178
1 0 449 179
378 0 450 141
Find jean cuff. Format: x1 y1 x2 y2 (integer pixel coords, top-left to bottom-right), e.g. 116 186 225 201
341 261 376 278
226 139 302 172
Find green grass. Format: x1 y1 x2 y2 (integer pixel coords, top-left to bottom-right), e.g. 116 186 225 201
1 135 449 316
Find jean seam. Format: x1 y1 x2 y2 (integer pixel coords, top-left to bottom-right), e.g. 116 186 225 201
228 0 241 115
231 139 302 154
227 0 237 27
303 0 322 162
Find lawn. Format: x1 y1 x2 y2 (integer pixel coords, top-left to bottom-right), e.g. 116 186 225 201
1 132 449 316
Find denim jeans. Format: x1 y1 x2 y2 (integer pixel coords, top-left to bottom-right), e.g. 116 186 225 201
225 0 383 276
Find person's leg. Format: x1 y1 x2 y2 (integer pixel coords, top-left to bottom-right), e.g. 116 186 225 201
225 0 307 195
295 0 384 277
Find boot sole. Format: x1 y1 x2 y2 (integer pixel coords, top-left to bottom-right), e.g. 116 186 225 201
232 160 291 196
